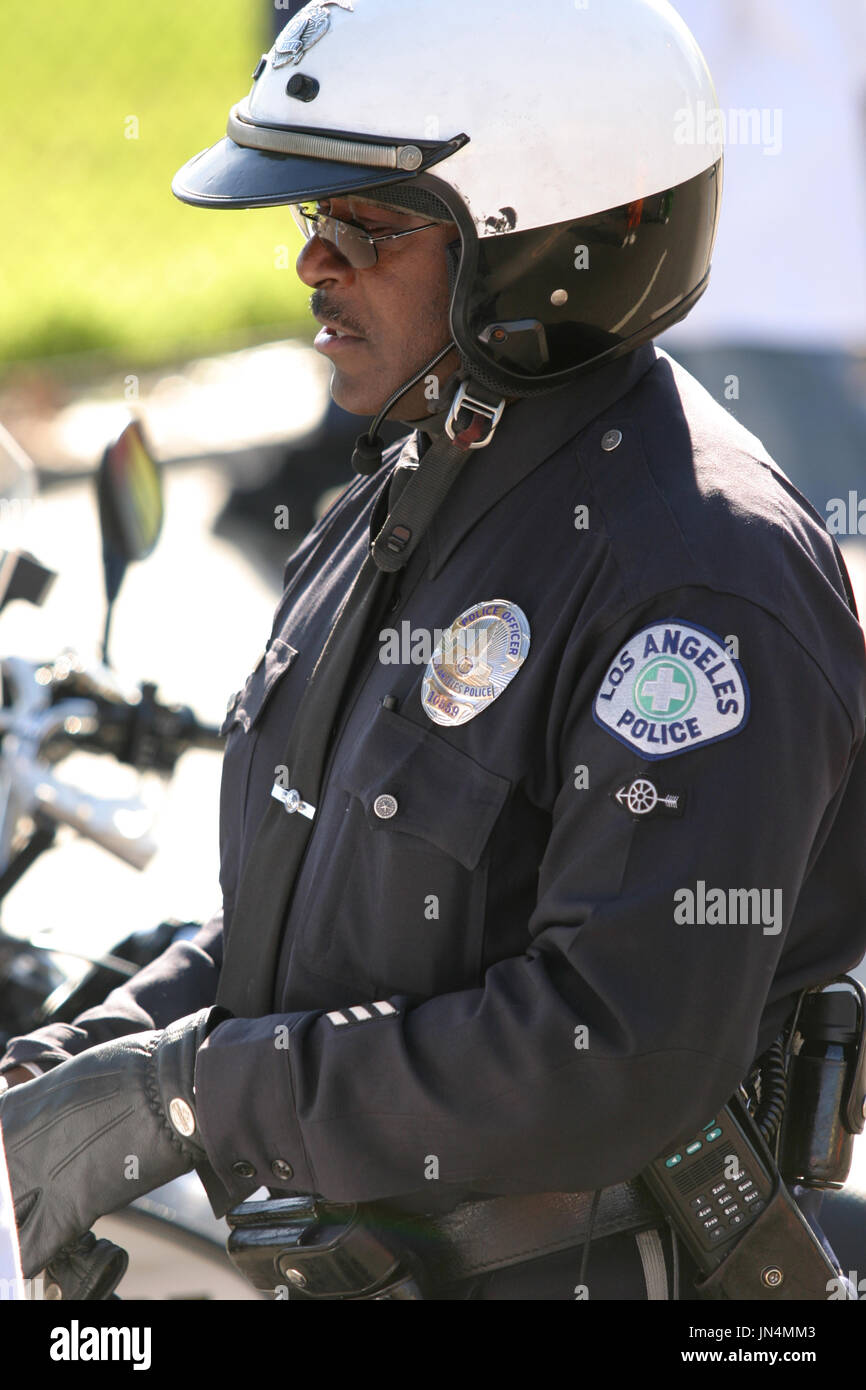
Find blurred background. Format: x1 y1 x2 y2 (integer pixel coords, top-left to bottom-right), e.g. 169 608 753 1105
3 3 307 369
662 0 866 551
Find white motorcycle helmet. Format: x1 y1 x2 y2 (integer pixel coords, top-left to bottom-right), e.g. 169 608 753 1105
173 0 723 397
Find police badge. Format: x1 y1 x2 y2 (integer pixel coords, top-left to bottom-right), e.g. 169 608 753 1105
422 600 530 726
273 0 354 69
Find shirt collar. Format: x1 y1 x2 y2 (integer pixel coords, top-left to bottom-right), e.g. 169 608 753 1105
415 344 659 579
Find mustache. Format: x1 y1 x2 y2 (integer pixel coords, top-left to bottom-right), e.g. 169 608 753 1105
310 290 367 338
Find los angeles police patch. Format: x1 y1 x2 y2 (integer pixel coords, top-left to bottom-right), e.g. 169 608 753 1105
593 620 749 760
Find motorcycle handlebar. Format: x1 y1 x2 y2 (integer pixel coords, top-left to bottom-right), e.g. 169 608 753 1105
37 665 225 770
92 692 225 770
183 722 224 752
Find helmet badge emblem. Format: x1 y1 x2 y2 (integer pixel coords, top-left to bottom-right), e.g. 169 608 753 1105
273 0 354 69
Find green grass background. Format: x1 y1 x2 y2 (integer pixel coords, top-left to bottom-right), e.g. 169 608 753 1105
2 3 312 370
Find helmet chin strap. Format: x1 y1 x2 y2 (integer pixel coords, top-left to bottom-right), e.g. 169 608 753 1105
351 340 458 476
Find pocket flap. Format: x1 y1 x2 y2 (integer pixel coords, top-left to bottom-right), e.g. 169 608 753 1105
220 639 298 735
335 704 511 870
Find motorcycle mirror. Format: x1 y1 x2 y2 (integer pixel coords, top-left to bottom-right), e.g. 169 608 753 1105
96 418 163 665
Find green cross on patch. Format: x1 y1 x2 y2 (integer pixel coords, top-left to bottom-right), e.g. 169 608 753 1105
634 658 697 721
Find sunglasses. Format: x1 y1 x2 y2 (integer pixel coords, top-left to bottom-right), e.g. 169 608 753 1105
290 200 440 269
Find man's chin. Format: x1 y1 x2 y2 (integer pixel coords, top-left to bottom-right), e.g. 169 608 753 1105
328 347 460 421
329 367 405 420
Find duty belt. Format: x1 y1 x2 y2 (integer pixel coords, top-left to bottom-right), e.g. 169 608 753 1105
402 1182 663 1285
226 1181 664 1298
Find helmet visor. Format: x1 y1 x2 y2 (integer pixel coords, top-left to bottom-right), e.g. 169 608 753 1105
172 119 468 211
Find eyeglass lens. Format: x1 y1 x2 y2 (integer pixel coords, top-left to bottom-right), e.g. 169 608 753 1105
291 203 378 269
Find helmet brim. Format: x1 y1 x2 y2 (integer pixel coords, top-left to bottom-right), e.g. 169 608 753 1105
172 135 455 210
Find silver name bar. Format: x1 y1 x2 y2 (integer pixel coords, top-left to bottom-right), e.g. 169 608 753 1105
271 785 316 820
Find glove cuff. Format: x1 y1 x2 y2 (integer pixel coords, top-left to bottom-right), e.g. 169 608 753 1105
149 1006 232 1162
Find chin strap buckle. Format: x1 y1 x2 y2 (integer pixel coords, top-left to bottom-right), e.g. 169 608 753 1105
445 381 507 449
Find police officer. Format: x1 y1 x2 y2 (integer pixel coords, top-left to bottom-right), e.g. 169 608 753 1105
2 0 866 1301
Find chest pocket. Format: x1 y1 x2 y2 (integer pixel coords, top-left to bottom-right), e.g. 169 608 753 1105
339 706 510 869
220 639 299 736
296 703 512 997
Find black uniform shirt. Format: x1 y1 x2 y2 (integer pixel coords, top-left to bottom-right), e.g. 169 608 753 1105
7 345 866 1223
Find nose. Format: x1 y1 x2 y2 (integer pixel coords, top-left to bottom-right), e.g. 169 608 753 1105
296 233 357 288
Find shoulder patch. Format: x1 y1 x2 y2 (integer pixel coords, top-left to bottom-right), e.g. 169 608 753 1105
593 620 749 760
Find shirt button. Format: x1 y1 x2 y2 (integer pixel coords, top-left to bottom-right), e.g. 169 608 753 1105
231 1160 256 1179
601 429 623 451
270 1158 294 1181
373 793 398 819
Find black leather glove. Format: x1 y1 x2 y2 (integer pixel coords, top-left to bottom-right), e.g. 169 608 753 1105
44 1232 129 1301
0 1006 229 1278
